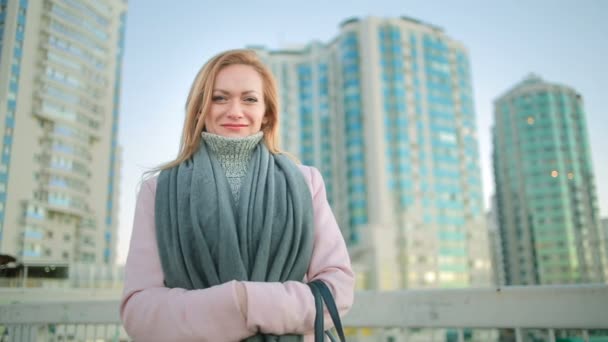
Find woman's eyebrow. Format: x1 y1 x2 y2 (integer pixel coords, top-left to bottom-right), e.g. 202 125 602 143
212 89 259 95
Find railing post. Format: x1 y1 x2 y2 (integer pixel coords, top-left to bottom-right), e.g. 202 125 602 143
12 324 37 342
548 328 556 342
21 265 28 288
582 329 589 342
515 328 523 342
457 328 464 342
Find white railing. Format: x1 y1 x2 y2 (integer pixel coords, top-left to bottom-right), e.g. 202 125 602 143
1 284 607 341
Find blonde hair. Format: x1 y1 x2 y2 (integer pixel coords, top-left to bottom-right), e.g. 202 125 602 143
154 49 281 172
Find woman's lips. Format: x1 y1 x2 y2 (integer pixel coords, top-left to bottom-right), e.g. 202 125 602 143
222 124 247 130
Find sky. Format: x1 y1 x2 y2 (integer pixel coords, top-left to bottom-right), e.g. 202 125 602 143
116 0 608 264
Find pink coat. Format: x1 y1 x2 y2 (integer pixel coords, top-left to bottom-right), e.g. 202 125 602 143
120 165 355 341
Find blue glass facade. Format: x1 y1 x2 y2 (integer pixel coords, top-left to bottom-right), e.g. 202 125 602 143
456 51 483 216
295 60 333 203
494 76 606 285
342 31 366 243
379 25 413 210
351 24 486 285
259 20 487 287
0 0 27 241
277 63 293 152
422 33 469 275
260 18 489 289
297 63 314 165
317 63 333 201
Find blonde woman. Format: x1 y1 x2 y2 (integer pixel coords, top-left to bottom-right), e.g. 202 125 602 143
120 49 354 341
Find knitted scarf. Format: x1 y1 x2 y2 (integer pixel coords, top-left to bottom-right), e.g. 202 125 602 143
155 140 314 341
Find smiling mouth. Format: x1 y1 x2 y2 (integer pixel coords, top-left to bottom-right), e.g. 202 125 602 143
222 124 247 130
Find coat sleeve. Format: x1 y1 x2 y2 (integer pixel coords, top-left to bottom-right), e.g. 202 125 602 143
242 166 355 335
120 177 256 342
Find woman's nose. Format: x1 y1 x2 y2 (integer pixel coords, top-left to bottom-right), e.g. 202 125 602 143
226 101 243 118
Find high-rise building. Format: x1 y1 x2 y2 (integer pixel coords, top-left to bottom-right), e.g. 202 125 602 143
602 216 608 280
0 0 126 266
487 195 505 286
493 75 607 285
252 16 492 290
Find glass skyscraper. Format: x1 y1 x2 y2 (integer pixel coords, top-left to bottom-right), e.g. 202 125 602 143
0 0 126 266
493 75 607 285
253 16 491 290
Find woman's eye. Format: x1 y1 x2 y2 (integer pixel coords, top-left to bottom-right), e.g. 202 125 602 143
212 95 226 102
244 97 258 103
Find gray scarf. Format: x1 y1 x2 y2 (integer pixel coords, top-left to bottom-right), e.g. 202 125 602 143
155 139 314 341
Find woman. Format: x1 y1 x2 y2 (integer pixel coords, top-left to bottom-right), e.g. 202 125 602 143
120 49 355 341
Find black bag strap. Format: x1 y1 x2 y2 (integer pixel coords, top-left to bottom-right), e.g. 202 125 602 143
308 281 325 342
326 331 339 342
314 281 346 342
308 280 346 342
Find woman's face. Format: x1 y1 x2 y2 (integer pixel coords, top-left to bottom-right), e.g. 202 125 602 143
204 64 266 138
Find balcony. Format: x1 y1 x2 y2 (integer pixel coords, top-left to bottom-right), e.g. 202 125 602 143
1 285 607 341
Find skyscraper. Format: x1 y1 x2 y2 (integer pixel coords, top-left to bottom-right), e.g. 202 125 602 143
0 0 126 266
253 16 491 290
603 217 608 256
487 195 505 286
493 75 607 285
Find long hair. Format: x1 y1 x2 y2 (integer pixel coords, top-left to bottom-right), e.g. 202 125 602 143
153 49 281 173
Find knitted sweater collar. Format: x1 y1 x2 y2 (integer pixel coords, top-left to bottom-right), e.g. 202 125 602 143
201 131 263 160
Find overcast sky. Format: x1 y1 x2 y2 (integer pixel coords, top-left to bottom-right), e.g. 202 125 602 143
116 0 608 264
